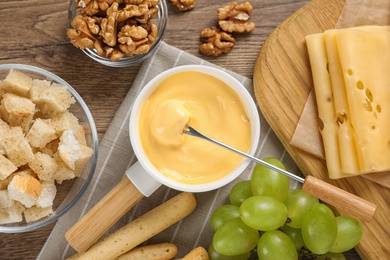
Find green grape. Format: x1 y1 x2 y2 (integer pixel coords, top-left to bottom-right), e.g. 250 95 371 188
330 216 363 253
317 252 346 260
208 244 250 260
281 225 304 250
251 157 290 201
211 204 240 231
301 203 337 254
284 188 319 228
239 195 287 231
257 230 298 260
213 218 259 256
229 180 253 206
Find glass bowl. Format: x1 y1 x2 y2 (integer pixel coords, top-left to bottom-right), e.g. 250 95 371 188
68 0 168 67
0 64 98 233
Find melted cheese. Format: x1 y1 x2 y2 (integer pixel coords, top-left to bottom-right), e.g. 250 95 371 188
139 71 251 184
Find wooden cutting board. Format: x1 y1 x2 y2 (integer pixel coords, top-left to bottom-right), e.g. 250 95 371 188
253 0 390 259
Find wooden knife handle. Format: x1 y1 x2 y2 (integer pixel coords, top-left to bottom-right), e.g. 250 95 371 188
302 175 377 222
65 178 144 253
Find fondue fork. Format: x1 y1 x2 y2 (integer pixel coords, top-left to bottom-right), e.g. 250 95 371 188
183 125 376 222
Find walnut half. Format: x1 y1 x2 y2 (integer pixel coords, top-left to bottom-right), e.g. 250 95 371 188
199 27 235 57
217 1 255 33
171 0 195 11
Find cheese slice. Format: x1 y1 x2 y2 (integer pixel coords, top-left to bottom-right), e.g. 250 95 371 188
323 29 359 175
306 25 390 178
336 26 390 173
305 33 350 179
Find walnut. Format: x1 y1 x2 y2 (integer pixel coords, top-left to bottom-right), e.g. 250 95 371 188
67 15 100 50
94 40 125 61
117 4 149 22
69 0 161 61
171 0 195 11
199 27 235 57
76 0 116 16
99 2 119 47
217 1 255 33
117 25 153 56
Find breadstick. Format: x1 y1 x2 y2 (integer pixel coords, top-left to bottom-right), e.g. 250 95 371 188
115 243 178 260
180 246 209 260
67 192 196 260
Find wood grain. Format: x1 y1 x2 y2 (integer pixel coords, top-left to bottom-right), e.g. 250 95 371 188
253 0 390 259
0 0 362 259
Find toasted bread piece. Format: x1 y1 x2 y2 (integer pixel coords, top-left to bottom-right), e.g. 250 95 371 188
2 92 35 117
0 154 18 181
8 175 42 208
74 144 94 177
0 201 25 224
36 180 56 208
0 189 13 208
1 126 34 167
53 152 76 184
29 79 50 104
0 100 33 133
28 152 58 181
24 205 54 223
2 69 33 96
58 129 82 170
38 82 75 116
26 118 57 148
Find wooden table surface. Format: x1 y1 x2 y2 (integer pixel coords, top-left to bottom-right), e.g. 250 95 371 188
0 0 360 259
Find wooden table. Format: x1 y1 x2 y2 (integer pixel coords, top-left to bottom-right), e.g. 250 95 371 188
0 0 360 259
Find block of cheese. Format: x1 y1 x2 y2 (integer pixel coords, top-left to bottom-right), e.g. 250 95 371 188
306 25 390 178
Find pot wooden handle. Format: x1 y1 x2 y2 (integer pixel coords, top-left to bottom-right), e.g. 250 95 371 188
302 175 376 222
65 178 144 253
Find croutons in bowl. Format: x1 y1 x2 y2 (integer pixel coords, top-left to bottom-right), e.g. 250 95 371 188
0 64 98 233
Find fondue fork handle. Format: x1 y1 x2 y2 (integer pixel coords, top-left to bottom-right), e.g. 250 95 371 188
184 126 377 222
65 178 144 252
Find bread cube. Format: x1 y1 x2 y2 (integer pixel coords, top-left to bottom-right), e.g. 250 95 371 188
53 152 76 184
74 144 94 177
38 83 75 116
29 79 50 104
35 181 56 208
0 201 25 224
58 129 82 170
26 118 57 148
28 152 58 181
38 138 59 157
0 189 13 208
0 154 17 180
24 205 53 223
0 101 33 133
1 126 34 167
8 175 42 208
2 93 35 117
2 69 33 96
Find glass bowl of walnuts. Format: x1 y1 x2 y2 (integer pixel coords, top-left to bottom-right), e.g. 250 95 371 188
0 64 98 233
68 0 168 67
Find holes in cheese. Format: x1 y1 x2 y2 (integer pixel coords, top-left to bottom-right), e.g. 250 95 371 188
306 25 390 179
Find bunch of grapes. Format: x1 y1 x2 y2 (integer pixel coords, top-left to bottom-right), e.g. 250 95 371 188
208 158 364 260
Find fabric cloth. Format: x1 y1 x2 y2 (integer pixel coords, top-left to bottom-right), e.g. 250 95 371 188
38 41 301 259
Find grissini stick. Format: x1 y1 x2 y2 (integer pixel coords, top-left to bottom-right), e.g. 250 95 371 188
184 125 377 223
67 192 196 260
65 162 161 252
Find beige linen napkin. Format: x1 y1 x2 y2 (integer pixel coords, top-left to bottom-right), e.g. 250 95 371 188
37 41 302 259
